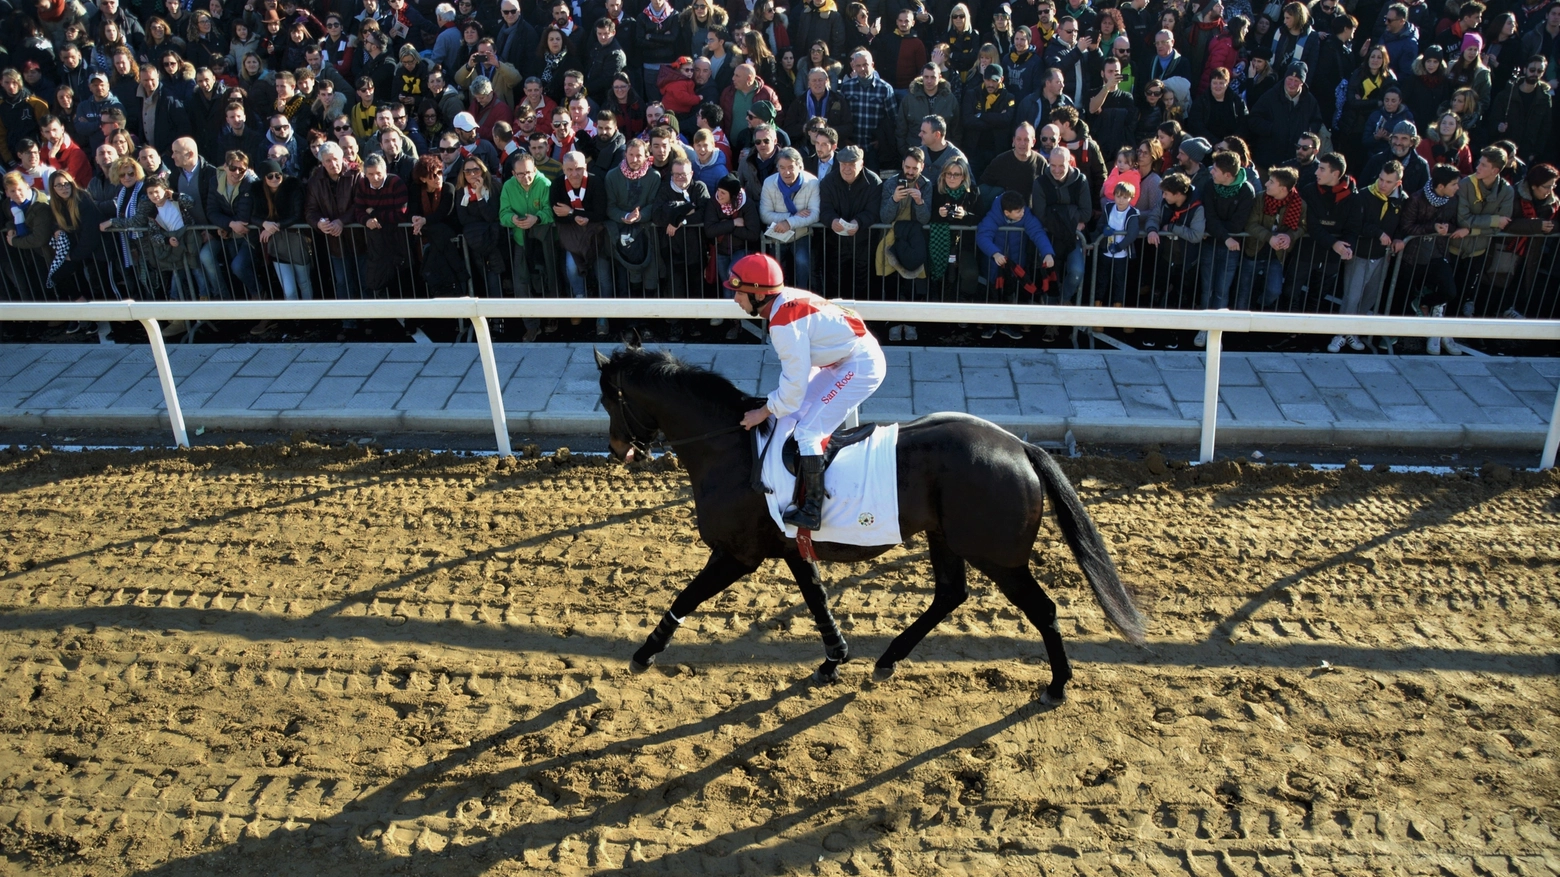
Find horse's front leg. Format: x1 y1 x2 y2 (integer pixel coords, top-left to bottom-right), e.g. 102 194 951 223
783 556 849 684
631 550 759 672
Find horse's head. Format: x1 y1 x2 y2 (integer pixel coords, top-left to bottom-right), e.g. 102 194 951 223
596 346 659 463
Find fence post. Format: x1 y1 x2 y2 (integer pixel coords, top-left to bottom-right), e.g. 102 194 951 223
138 318 190 449
1541 381 1560 471
470 313 512 456
1199 329 1223 463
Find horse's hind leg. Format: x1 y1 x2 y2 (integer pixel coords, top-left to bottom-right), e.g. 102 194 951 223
783 557 849 683
632 550 759 672
971 560 1072 704
874 536 969 680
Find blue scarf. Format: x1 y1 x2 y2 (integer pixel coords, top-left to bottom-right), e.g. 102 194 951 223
9 200 31 239
806 90 828 120
778 173 803 215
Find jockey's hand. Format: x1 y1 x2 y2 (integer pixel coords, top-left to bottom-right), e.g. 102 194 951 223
740 405 770 429
1042 254 1054 268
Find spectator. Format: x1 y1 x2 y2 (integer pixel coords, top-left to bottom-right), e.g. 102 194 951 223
1093 180 1141 317
926 155 978 295
759 146 819 288
1378 4 1421 79
1239 166 1306 311
1504 162 1559 318
1485 55 1552 164
1005 27 1045 95
981 122 1042 199
251 157 311 312
815 143 879 299
204 149 261 301
1281 131 1323 190
0 69 52 163
805 126 838 180
704 174 761 336
1185 66 1246 143
1270 1 1321 79
1031 145 1090 322
689 127 729 189
39 115 95 188
634 0 682 103
897 63 959 159
1447 144 1514 309
1051 106 1104 213
1399 162 1465 354
964 66 1019 174
458 38 522 106
500 151 554 337
1329 158 1406 352
836 50 896 169
589 110 627 177
1418 111 1472 173
450 111 502 176
1194 149 1255 346
351 152 408 300
975 189 1056 339
782 67 852 146
1235 45 1280 107
1363 120 1431 194
1402 46 1451 130
550 150 613 335
1143 171 1207 304
917 114 967 180
1248 61 1323 168
42 171 110 307
605 138 661 332
720 62 782 143
877 148 932 340
736 121 781 201
1362 87 1414 158
585 18 628 99
871 9 929 90
1444 32 1491 107
305 140 363 309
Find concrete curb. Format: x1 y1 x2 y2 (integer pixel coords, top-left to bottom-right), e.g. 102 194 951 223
2 408 1548 450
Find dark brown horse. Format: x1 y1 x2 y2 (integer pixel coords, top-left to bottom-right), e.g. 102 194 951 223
597 345 1145 703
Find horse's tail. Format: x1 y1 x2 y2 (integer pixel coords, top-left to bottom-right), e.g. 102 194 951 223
1023 442 1147 646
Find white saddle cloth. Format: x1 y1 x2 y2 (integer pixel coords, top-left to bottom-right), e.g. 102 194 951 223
760 415 902 547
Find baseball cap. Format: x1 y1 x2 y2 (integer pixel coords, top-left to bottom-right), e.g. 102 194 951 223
452 112 479 131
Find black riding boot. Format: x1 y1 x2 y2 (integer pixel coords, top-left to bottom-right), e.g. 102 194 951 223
784 454 826 530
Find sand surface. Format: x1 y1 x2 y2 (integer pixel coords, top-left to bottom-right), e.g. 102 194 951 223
0 444 1555 876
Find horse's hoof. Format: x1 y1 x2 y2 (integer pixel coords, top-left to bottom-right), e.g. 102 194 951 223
872 663 896 681
812 660 842 684
1040 688 1067 706
629 655 654 674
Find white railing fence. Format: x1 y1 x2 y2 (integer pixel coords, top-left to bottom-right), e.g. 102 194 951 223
0 299 1557 469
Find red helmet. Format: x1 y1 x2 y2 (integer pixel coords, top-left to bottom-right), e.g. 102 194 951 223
723 253 785 296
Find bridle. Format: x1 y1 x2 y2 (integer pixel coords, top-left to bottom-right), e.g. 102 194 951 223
606 373 746 458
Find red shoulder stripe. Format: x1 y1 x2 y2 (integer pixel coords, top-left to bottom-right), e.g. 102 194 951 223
768 298 825 328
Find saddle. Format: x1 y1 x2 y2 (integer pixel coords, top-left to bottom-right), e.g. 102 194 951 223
781 422 878 477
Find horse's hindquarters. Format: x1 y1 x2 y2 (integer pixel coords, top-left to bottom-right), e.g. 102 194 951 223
892 419 1048 568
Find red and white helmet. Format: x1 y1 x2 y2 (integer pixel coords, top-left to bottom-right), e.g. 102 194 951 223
723 252 785 297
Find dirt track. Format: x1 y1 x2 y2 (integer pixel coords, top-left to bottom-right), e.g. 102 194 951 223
0 444 1555 876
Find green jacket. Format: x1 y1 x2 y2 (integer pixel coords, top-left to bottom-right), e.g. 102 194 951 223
498 173 554 246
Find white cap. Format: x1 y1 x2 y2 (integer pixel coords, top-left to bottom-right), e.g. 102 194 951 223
452 112 479 131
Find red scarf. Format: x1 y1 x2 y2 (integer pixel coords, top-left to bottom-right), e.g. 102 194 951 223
618 158 649 180
719 188 746 216
643 1 671 25
1264 189 1304 230
566 176 587 209
1318 178 1352 203
551 132 575 154
1511 194 1555 255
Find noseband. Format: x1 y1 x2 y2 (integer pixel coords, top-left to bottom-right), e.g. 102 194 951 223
607 374 747 458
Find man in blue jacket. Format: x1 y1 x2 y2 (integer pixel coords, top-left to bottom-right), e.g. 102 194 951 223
976 190 1057 339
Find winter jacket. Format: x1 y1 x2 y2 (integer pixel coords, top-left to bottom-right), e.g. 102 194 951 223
1241 190 1307 259
498 173 554 246
650 178 711 263
719 79 783 138
1200 170 1256 249
1377 22 1420 79
1398 184 1459 263
634 5 684 66
819 167 883 233
896 76 961 156
585 40 630 99
790 7 847 67
1340 184 1409 260
455 59 522 107
780 87 854 146
1362 147 1431 199
759 171 821 238
0 90 49 162
1486 80 1553 164
975 200 1055 276
657 65 703 114
1184 89 1247 143
1449 173 1515 257
1301 177 1357 249
960 86 1020 155
703 190 763 257
115 192 202 272
3 197 56 250
1248 85 1325 168
303 164 361 257
1030 166 1090 257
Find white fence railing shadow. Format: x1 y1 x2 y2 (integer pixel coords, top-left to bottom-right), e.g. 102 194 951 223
0 299 1557 469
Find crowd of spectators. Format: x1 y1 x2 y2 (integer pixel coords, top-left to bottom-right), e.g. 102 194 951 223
0 0 1554 347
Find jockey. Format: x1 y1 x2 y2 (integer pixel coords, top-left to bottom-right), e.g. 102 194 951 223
728 253 886 531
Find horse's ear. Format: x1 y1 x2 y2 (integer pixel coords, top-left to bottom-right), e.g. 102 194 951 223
594 348 610 370
629 328 643 349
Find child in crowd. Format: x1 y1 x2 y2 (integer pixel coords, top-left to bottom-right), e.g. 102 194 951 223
1102 146 1142 213
1095 182 1141 319
1142 173 1206 306
975 189 1056 339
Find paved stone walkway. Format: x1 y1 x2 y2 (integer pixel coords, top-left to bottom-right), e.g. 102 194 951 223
0 342 1555 451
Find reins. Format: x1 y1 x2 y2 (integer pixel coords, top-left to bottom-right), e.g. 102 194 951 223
609 374 747 456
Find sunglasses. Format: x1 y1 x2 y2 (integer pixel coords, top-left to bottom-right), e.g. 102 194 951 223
553 120 569 127
502 6 517 12
334 125 351 132
462 167 482 174
1147 89 1163 96
440 146 459 153
754 138 773 145
225 165 245 172
265 172 283 179
271 125 290 132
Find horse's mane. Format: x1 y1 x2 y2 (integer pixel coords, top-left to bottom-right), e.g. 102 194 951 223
607 347 758 413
